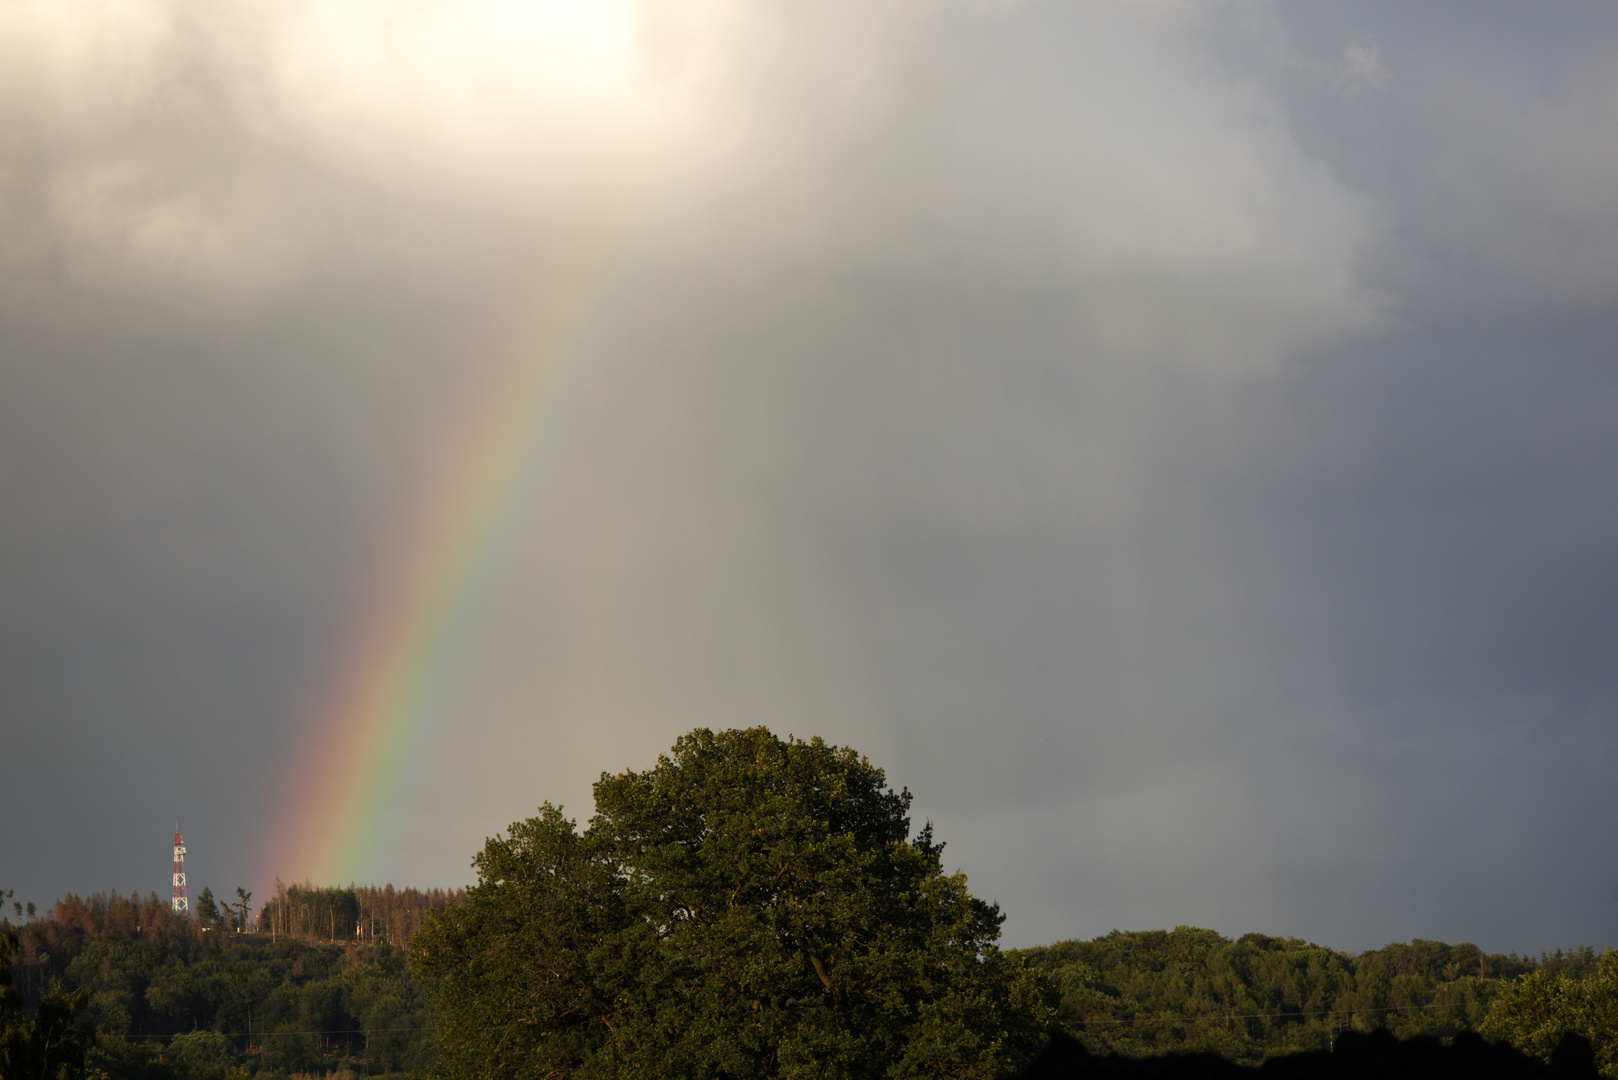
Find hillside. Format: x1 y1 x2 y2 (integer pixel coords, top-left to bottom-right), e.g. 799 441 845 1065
1017 927 1594 1066
7 889 454 1080
5 891 1610 1079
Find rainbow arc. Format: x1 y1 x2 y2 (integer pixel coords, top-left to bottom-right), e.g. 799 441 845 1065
272 211 639 885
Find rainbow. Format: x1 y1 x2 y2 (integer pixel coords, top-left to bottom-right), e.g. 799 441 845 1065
269 208 641 886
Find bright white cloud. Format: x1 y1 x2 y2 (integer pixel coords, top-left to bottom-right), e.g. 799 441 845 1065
0 0 1385 370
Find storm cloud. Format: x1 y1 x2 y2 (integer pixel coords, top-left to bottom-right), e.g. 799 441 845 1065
2 0 1616 954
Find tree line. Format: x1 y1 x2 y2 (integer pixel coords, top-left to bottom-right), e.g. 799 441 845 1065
1017 928 1549 1064
2 888 456 1080
5 728 1617 1079
403 728 1618 1079
257 884 467 947
8 898 1611 1080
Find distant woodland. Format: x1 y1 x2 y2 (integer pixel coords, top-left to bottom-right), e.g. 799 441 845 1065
257 883 466 947
2 889 1614 1079
2 886 462 1080
10 733 1613 1079
1022 928 1586 1062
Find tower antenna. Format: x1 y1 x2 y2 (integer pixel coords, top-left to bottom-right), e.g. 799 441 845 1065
172 828 189 914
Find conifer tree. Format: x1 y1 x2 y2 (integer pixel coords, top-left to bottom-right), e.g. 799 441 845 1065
195 887 221 929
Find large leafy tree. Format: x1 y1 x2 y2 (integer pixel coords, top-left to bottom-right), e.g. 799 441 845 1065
412 727 1058 1080
1480 948 1618 1076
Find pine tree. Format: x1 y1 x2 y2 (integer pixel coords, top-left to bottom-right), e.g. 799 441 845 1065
195 887 222 929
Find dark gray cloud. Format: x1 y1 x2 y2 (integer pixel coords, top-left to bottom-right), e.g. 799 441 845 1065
2 0 1616 956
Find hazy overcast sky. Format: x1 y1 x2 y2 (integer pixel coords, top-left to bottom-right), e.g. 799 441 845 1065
3 0 1616 954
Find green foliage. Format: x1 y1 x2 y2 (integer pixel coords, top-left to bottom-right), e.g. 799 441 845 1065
259 885 465 947
261 887 359 942
2 926 97 1080
8 742 1609 1080
411 727 1061 1080
1018 928 1537 1065
8 891 443 1080
1480 948 1618 1076
195 892 221 933
1538 946 1605 982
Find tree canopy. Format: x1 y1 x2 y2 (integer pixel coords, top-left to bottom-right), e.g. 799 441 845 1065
1481 948 1618 1075
1019 928 1540 1065
410 727 1058 1080
2 926 95 1080
4 890 445 1080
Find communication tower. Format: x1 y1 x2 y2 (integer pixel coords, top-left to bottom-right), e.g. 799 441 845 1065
171 829 188 914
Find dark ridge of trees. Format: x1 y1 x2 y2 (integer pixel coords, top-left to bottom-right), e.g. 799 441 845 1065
2 924 97 1080
1535 945 1604 982
1015 928 1552 1066
34 891 197 943
2 886 462 1080
1357 937 1535 982
4 890 1614 1079
258 885 466 947
3 867 1613 1079
9 892 202 1003
8 900 1610 1080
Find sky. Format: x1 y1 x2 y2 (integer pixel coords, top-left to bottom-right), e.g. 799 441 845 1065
2 0 1616 955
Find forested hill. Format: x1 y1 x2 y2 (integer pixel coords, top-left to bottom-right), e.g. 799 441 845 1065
4 893 1609 1080
1016 927 1598 1065
6 888 462 1080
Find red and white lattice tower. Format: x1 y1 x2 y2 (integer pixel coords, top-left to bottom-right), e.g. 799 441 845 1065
171 830 188 914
